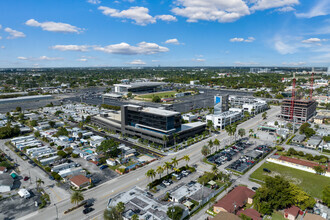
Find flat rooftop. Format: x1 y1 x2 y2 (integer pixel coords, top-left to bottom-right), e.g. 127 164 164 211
142 107 180 117
114 82 165 88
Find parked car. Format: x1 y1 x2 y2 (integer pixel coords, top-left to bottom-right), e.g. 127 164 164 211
100 165 108 170
263 168 271 173
252 187 258 191
84 203 93 208
24 176 29 181
162 180 170 186
83 207 94 214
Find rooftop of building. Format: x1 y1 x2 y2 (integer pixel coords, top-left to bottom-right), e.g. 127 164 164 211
125 104 180 117
114 82 165 88
69 175 90 187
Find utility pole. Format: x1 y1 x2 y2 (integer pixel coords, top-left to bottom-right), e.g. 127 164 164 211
54 203 59 220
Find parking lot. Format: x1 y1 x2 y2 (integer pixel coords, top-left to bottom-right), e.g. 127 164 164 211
226 145 272 173
0 189 41 220
207 140 252 166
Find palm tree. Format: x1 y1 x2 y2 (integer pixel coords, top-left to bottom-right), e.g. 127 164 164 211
116 202 125 216
208 140 214 154
162 135 169 149
131 214 139 220
183 155 190 167
164 162 172 175
36 178 44 190
213 138 220 152
171 157 179 169
212 165 218 176
207 120 213 134
201 145 210 157
145 169 156 182
173 133 178 146
249 129 254 137
156 166 164 179
71 191 84 205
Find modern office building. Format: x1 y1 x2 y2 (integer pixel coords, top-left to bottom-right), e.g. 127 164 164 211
113 82 165 93
280 99 317 123
229 95 266 108
91 105 206 146
206 110 242 129
214 95 229 114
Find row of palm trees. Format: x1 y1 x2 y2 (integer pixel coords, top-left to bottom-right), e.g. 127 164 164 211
146 155 190 183
201 138 221 157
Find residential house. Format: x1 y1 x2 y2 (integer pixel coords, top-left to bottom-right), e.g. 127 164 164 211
284 206 300 220
237 209 262 220
292 135 306 144
306 136 322 149
213 186 255 214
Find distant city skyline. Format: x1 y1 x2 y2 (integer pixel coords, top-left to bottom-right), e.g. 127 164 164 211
0 0 330 68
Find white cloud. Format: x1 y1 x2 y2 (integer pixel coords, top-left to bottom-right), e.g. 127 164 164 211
192 58 205 62
128 59 146 65
282 61 306 66
17 56 63 61
25 19 83 33
301 38 327 43
98 6 156 25
77 58 88 62
273 36 298 54
155 15 177 22
234 61 259 65
230 37 255 42
251 0 299 11
51 45 90 52
0 25 2 29
94 42 169 55
1 46 5 49
0 36 2 40
87 0 101 4
4 28 26 39
275 6 295 12
165 38 181 45
295 0 330 18
172 0 250 23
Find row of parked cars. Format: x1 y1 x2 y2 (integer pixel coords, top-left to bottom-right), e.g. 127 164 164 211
160 170 191 188
208 142 250 166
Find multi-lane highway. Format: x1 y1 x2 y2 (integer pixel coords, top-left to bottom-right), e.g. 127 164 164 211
21 106 281 220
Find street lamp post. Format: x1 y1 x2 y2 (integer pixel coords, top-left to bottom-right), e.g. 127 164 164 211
54 203 58 220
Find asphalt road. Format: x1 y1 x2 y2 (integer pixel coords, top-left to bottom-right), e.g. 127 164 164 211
20 106 281 220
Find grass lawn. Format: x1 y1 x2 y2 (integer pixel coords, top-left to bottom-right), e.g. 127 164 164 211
137 91 177 99
250 162 329 199
271 211 286 220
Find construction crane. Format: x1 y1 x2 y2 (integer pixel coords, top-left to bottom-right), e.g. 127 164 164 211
290 72 296 121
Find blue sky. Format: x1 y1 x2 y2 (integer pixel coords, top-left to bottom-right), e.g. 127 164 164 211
0 0 329 68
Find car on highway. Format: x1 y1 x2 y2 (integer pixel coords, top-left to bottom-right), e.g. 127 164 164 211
83 207 94 214
23 176 29 181
84 203 93 208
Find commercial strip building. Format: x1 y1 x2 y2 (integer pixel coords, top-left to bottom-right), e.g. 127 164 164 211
114 82 165 93
91 104 206 146
280 99 317 123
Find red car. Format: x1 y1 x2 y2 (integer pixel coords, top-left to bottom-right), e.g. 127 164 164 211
24 176 29 181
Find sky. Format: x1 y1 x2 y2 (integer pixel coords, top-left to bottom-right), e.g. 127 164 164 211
0 0 330 68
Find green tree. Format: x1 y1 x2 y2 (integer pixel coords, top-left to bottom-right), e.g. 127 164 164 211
313 165 325 175
183 155 190 167
262 112 267 120
162 135 169 149
146 169 156 183
96 139 120 157
322 185 330 207
201 145 210 157
163 162 172 175
208 140 214 153
57 150 67 158
30 120 38 127
171 157 179 169
34 131 40 137
249 129 254 137
104 207 123 220
238 128 246 138
85 116 91 123
167 206 184 220
131 214 139 220
152 96 161 103
36 178 44 190
116 202 125 215
16 106 22 112
156 166 164 179
213 138 220 152
48 121 56 128
70 191 84 205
